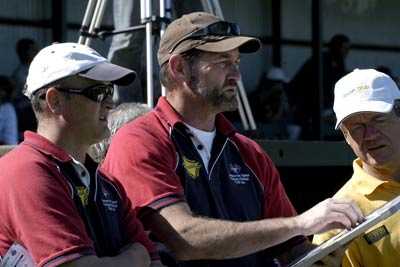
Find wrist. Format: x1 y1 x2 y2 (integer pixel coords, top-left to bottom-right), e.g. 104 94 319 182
290 215 305 236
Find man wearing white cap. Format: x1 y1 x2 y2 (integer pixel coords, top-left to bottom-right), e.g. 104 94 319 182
313 68 400 266
0 43 163 266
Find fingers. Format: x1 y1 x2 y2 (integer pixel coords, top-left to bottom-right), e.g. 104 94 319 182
329 198 365 227
298 198 364 236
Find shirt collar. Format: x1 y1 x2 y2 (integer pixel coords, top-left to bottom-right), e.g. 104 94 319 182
23 131 72 162
154 96 236 136
352 158 390 196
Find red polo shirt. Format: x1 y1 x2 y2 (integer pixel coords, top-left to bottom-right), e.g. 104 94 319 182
0 132 155 266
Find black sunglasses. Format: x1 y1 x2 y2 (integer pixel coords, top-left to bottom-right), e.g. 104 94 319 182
170 21 241 53
57 84 114 103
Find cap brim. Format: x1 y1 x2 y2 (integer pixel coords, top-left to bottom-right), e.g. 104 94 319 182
78 61 136 86
335 100 393 129
195 36 261 54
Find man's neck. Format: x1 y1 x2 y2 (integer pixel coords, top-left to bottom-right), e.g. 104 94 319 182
37 124 89 163
166 94 217 131
363 163 400 182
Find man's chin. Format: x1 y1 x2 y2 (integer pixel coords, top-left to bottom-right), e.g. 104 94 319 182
222 98 238 112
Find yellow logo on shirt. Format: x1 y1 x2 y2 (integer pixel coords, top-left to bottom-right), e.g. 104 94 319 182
76 186 89 206
182 156 201 179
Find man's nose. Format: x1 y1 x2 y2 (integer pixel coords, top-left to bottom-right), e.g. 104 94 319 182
229 64 241 82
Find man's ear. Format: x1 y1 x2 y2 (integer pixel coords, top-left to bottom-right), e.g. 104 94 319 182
168 54 191 83
46 87 64 115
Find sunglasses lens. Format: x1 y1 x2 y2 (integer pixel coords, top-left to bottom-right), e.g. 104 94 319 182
83 85 113 102
208 22 240 36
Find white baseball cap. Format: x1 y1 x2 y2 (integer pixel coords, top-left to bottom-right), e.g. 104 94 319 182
24 42 136 99
333 68 400 129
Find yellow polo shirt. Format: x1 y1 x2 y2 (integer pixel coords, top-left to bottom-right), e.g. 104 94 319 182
313 159 400 267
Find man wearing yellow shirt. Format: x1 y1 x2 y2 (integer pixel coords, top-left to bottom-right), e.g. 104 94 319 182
313 68 400 267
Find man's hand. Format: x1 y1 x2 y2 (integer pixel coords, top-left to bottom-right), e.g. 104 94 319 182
312 246 346 267
296 198 364 236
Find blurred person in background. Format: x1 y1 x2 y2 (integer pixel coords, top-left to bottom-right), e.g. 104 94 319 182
251 66 301 140
89 102 150 162
11 38 39 141
289 34 350 139
0 75 18 145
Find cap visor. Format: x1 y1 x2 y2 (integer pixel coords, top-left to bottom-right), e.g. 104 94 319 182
335 100 394 129
79 61 136 86
196 36 261 53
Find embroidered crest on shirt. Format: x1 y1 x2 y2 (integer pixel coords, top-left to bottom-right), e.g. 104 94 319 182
228 163 250 185
76 186 89 206
101 187 118 212
183 156 201 179
363 225 389 244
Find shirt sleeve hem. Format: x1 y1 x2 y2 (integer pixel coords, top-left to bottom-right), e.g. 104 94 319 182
39 246 94 267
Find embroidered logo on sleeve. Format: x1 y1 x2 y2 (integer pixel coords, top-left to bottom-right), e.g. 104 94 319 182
182 156 201 179
363 225 389 245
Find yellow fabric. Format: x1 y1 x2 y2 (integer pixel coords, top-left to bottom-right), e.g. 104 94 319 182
313 159 400 267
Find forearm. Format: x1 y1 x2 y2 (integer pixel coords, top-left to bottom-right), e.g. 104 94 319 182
149 203 304 260
172 215 302 260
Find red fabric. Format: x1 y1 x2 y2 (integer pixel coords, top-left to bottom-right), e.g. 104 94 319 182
102 97 296 219
0 133 93 266
0 132 156 266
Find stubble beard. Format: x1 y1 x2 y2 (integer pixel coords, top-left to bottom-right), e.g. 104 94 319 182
192 79 238 113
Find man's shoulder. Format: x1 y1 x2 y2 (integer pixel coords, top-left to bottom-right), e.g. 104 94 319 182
120 110 167 137
229 133 270 159
334 176 364 200
0 143 60 184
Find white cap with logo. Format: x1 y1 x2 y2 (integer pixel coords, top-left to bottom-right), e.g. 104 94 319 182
24 42 136 99
334 68 400 129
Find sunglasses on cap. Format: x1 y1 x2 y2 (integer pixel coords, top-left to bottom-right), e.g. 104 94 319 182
170 21 241 53
56 84 114 102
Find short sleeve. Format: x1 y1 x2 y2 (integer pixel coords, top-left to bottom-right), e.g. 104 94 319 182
101 125 185 215
0 161 94 267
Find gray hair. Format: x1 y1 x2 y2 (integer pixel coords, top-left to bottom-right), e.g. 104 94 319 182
89 102 150 162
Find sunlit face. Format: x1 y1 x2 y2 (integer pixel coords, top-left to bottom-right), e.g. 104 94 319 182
59 76 113 145
187 49 241 113
340 110 400 169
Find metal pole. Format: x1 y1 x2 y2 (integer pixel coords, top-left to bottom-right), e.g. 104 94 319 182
85 0 108 47
159 0 172 97
271 0 282 67
311 0 323 140
237 80 257 130
141 0 154 108
236 94 249 130
78 0 97 44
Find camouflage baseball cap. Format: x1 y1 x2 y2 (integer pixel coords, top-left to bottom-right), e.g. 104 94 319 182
158 12 261 66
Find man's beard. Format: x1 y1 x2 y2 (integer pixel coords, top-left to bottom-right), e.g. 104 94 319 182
190 75 238 112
